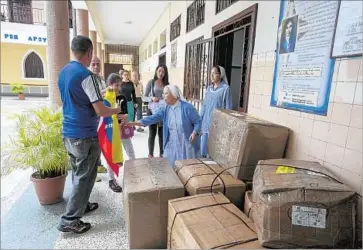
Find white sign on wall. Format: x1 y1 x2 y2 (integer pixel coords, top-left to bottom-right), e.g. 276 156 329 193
0 22 74 45
331 0 363 58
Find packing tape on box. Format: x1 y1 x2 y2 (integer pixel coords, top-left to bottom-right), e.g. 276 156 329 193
168 194 258 249
176 159 228 194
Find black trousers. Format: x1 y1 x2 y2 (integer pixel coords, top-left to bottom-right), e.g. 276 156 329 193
148 123 163 156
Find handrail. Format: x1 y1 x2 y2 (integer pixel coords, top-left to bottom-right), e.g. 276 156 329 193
0 3 73 28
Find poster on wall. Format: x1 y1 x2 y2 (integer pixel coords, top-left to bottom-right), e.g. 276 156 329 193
270 0 339 115
331 1 362 58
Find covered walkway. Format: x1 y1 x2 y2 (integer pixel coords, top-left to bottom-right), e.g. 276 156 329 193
1 97 158 249
1 0 362 248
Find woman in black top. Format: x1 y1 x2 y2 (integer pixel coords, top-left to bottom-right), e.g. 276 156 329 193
120 70 137 122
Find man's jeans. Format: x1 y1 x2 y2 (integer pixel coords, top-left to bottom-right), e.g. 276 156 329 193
60 137 100 226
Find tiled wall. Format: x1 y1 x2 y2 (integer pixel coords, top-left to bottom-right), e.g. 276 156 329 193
249 51 362 194
248 52 363 240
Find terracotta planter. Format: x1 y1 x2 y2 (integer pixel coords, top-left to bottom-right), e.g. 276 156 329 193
18 94 25 100
30 172 67 205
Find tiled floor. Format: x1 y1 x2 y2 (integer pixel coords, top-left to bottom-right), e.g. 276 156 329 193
1 97 158 249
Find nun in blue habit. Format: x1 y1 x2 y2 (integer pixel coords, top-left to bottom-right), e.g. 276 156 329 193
200 65 232 157
128 85 201 168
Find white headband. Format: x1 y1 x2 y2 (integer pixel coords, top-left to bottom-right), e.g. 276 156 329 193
218 66 229 85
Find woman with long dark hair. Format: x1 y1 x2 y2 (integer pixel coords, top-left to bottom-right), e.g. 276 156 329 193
144 64 169 158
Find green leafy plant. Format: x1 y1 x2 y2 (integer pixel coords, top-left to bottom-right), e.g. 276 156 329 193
10 83 25 94
2 107 69 179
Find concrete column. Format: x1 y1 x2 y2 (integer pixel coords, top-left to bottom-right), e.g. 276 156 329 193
96 42 102 59
89 31 97 56
45 0 70 108
101 49 105 77
96 42 102 74
76 9 89 37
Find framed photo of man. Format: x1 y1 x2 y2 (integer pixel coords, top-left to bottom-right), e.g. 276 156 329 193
279 15 298 55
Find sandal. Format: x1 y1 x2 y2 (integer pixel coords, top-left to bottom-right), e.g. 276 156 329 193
85 202 99 214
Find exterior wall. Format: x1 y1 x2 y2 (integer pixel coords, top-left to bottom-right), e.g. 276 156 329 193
139 1 280 91
1 43 48 86
249 54 363 195
248 53 363 241
139 0 362 194
1 21 74 95
139 0 363 234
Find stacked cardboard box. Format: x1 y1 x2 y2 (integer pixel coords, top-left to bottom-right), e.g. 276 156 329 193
208 109 289 181
167 193 263 249
175 158 246 208
123 158 185 249
244 191 254 221
252 159 358 248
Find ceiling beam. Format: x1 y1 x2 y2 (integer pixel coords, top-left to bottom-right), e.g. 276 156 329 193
85 1 105 43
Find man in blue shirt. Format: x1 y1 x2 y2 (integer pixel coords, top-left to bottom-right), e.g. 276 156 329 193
57 35 121 234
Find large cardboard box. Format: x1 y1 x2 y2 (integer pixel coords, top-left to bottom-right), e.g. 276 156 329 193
244 191 254 220
208 109 289 181
175 158 246 208
123 158 185 249
167 193 263 249
252 159 358 248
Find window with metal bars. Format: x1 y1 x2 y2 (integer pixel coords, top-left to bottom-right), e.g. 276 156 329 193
170 15 181 42
215 0 238 14
186 0 205 33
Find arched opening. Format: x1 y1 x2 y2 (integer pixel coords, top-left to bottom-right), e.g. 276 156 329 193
24 51 44 79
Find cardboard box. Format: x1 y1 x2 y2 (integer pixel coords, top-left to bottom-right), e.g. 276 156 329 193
208 109 289 181
123 158 185 249
252 159 358 248
175 158 246 208
168 193 263 249
244 191 254 221
246 181 253 191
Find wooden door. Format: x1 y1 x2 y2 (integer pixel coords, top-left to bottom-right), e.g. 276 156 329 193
104 63 123 80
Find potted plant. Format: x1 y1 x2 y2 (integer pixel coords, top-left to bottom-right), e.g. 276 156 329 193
3 107 69 205
10 83 25 100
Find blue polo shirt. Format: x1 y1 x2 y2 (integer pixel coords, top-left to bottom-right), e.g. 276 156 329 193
58 61 103 139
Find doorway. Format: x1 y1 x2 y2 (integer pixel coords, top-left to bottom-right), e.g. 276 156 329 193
158 53 166 65
104 63 123 80
212 4 257 112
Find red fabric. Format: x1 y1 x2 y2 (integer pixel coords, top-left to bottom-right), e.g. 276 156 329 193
98 120 120 176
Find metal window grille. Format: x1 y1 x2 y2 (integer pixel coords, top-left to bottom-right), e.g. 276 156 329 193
186 0 205 33
215 0 238 14
170 15 181 42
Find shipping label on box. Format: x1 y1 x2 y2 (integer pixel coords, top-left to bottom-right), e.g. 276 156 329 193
292 205 327 229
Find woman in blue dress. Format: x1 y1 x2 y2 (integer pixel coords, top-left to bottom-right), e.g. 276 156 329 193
200 65 232 157
127 85 201 168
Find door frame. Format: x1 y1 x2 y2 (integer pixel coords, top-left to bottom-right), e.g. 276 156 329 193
211 3 258 113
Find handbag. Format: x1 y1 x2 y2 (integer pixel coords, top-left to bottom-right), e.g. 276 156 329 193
148 80 164 127
120 124 134 139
